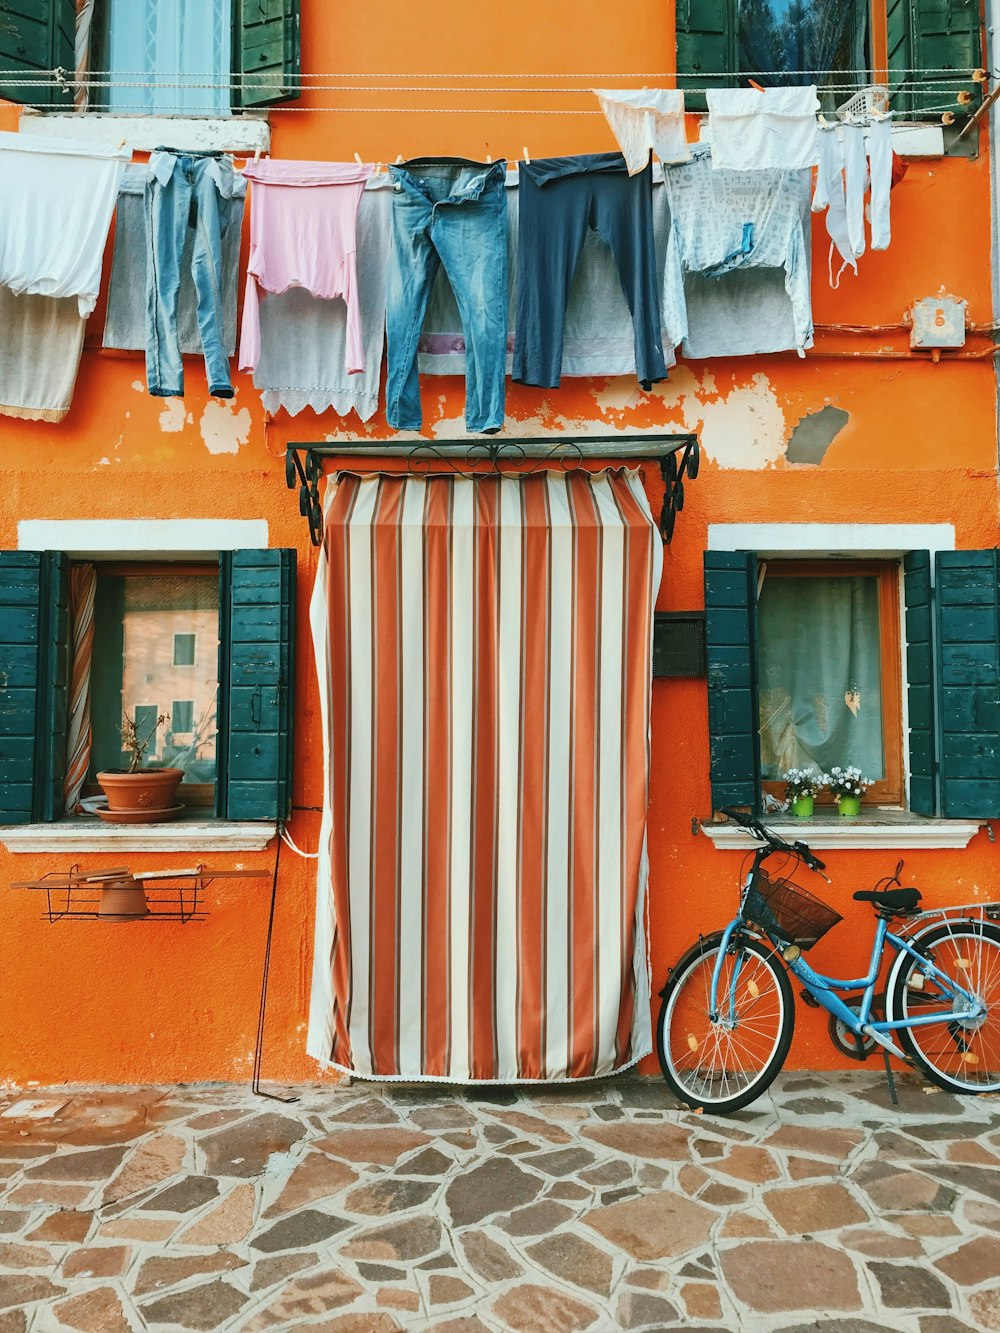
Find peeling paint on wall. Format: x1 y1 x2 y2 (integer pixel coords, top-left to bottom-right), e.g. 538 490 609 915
684 372 786 470
786 405 850 464
159 399 188 433
200 401 251 455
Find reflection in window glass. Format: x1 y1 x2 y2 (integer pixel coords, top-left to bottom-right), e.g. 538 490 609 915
173 633 196 667
737 0 867 97
104 0 231 114
119 575 219 784
758 575 884 781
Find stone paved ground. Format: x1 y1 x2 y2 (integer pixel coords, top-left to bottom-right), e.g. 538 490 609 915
0 1072 998 1333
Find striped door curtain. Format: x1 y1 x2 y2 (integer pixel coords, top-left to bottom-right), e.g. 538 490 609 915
307 469 663 1082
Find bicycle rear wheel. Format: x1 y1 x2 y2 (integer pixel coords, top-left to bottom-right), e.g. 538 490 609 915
889 920 1000 1095
657 933 794 1114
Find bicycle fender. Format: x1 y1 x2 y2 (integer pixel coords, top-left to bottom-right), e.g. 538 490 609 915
656 926 772 997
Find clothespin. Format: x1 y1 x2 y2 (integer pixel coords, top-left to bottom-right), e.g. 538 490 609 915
116 137 127 150
522 146 530 164
395 153 404 164
485 142 492 163
375 161 384 175
748 79 766 92
253 144 262 164
354 151 364 167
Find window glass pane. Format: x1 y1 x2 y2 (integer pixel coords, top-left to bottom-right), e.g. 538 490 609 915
173 633 196 666
106 0 230 114
98 570 220 783
736 0 868 99
758 574 884 781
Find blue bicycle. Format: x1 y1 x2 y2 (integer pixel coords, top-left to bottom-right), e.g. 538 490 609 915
657 807 1000 1114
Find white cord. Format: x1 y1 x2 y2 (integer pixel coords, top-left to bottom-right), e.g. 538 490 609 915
280 826 319 859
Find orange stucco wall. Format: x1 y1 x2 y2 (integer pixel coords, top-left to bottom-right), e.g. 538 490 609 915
1 2 998 1086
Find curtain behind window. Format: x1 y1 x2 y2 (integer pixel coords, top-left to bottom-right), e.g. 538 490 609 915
758 575 884 780
106 0 230 114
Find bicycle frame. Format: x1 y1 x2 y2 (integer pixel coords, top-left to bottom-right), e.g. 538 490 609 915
710 878 986 1061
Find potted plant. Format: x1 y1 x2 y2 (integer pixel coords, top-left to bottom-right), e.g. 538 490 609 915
829 765 874 817
783 767 828 818
96 713 184 822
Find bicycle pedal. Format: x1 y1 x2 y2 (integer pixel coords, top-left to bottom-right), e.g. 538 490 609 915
799 989 820 1008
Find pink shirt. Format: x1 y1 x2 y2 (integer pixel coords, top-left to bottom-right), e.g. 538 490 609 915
239 160 372 375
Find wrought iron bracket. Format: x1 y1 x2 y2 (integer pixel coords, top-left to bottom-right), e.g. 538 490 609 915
285 434 700 547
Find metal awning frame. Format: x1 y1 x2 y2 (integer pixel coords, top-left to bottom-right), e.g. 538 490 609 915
285 434 700 546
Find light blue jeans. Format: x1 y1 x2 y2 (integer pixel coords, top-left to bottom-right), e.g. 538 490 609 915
144 151 236 398
386 158 508 434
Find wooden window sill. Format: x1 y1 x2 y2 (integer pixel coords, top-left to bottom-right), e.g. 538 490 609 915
18 111 270 155
0 812 276 853
701 811 985 851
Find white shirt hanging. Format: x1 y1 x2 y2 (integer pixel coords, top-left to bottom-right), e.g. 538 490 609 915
594 88 689 175
706 87 821 172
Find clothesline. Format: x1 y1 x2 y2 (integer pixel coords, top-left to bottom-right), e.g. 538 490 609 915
9 79 976 95
2 65 984 79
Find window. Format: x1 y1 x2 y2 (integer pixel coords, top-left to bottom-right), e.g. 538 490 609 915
757 561 903 805
172 700 196 735
0 548 296 825
0 0 301 112
704 548 1000 820
677 0 982 117
174 633 197 667
134 704 162 759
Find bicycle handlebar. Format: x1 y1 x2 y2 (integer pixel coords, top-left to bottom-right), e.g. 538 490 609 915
719 807 827 876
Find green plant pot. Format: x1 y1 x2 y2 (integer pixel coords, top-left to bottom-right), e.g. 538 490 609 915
791 795 814 819
838 795 862 817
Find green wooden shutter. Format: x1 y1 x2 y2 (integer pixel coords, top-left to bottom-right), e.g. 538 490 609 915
904 551 937 815
233 0 300 108
676 0 735 107
935 549 1000 819
704 551 760 814
0 0 75 107
887 0 982 117
217 549 296 822
0 551 69 824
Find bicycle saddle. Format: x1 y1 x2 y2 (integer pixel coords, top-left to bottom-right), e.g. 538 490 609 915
852 887 922 914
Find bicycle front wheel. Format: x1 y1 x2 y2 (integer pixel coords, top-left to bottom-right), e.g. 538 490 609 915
657 934 794 1114
889 920 1000 1095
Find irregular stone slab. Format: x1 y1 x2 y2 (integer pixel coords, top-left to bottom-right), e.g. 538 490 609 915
98 1218 174 1242
359 1262 405 1281
963 1199 1000 1231
0 1214 29 1237
716 1145 782 1184
102 1134 185 1204
922 1163 1000 1206
344 1176 438 1216
376 1289 419 1311
401 1148 454 1177
200 1113 307 1178
445 1158 542 1226
0 1276 65 1308
242 1271 364 1329
265 1153 357 1216
133 1251 245 1296
969 1289 1000 1332
428 1275 474 1305
856 1166 956 1213
683 1282 723 1320
179 1183 255 1245
52 1287 130 1333
485 1110 572 1144
410 1106 476 1131
140 1175 220 1214
721 1241 861 1313
308 1317 402 1332
787 1155 841 1180
775 1322 894 1332
526 1234 613 1296
585 1191 714 1261
185 1110 247 1132
869 1261 951 1310
314 1128 430 1166
720 1211 776 1239
24 1147 126 1182
839 1227 923 1259
61 1246 128 1279
496 1201 574 1237
8 1184 90 1208
580 1160 630 1187
0 1242 54 1270
140 1278 248 1330
493 1283 598 1333
460 1231 521 1282
249 1251 317 1294
524 1148 595 1177
764 1182 868 1234
582 1122 688 1160
616 1292 682 1328
251 1209 351 1253
325 1099 400 1126
701 1183 747 1206
342 1217 442 1261
427 1318 488 1332
920 1318 985 1333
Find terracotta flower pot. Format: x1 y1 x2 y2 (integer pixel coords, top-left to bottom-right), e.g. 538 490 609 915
97 876 150 921
96 768 183 820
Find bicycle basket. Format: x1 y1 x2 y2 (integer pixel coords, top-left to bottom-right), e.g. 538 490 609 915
744 870 843 950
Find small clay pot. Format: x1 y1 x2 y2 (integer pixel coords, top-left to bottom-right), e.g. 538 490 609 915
97 876 149 921
96 768 183 818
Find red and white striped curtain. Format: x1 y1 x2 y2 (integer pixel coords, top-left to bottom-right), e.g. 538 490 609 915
308 469 663 1082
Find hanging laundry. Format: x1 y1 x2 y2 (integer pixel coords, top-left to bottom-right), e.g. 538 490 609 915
104 164 245 355
706 87 820 171
514 153 667 390
418 169 677 380
145 150 238 399
386 158 508 435
662 145 813 358
0 131 128 317
0 289 86 423
594 88 689 174
252 183 391 421
239 160 372 382
812 115 894 286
